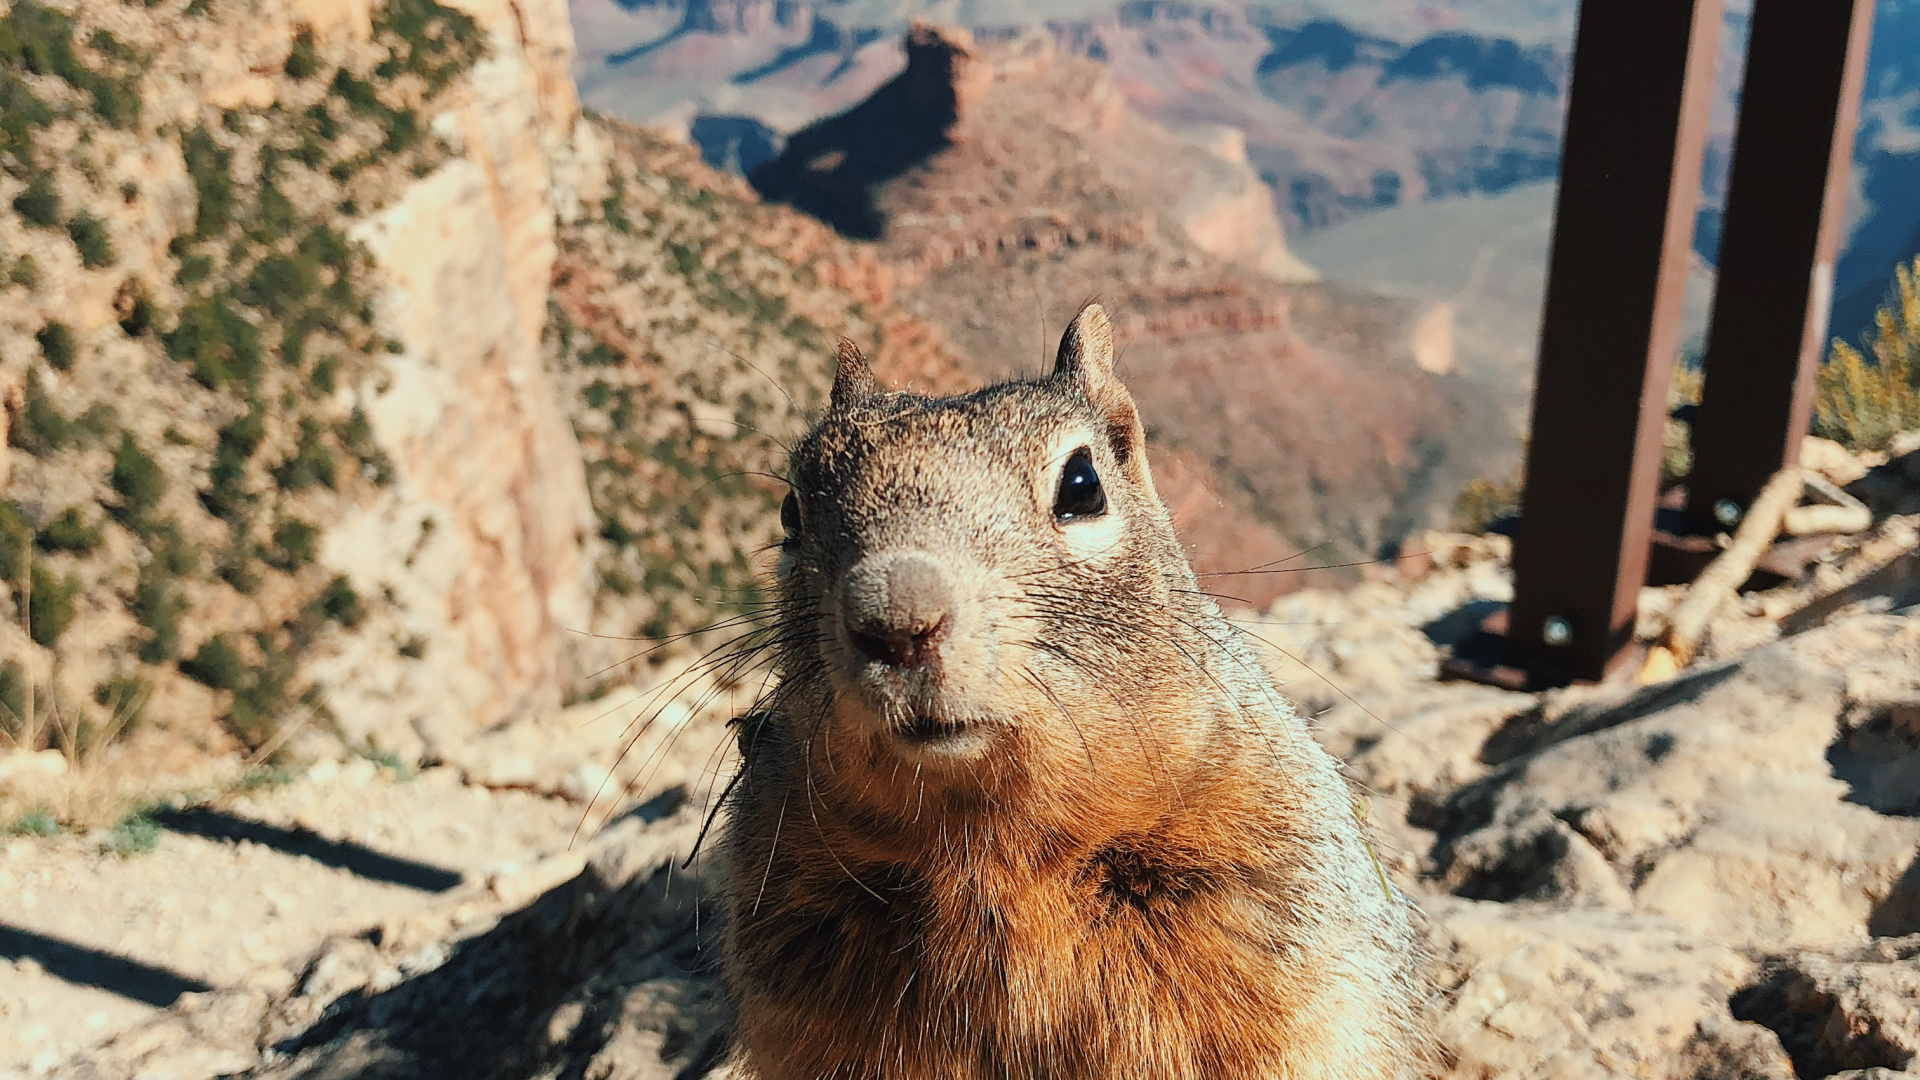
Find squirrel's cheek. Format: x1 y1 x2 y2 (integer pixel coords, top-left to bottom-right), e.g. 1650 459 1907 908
1054 507 1128 564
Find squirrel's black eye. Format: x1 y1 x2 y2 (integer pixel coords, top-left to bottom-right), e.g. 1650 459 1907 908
1052 449 1107 523
780 491 801 541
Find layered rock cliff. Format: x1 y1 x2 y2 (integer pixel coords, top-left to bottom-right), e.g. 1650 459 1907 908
751 25 1507 580
0 0 957 795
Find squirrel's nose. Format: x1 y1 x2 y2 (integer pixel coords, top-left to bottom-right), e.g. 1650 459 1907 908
842 553 955 670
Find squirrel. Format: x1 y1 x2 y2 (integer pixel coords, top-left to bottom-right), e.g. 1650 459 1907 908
717 303 1434 1079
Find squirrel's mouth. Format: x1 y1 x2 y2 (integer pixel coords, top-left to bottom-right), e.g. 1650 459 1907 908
899 715 969 742
890 714 992 756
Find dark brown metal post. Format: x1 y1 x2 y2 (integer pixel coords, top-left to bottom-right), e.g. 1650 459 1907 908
1686 0 1877 533
1506 0 1724 684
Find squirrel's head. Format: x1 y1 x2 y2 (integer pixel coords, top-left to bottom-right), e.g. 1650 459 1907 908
767 304 1217 831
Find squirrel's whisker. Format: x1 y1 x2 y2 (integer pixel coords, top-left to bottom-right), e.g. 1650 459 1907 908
1016 665 1096 778
751 790 788 918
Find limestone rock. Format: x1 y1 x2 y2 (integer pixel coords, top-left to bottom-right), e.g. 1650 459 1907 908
1427 616 1920 951
1733 937 1920 1077
1432 898 1789 1080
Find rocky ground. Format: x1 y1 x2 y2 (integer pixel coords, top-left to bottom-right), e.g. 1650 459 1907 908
2 674 740 1078
1 440 1913 1079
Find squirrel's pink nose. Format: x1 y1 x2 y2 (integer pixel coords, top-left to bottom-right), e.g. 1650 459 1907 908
842 553 955 670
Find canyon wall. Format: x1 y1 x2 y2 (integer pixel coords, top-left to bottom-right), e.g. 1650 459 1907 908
309 0 610 756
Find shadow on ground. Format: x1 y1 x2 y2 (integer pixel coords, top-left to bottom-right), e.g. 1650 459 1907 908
0 925 211 1008
153 808 464 893
250 838 731 1080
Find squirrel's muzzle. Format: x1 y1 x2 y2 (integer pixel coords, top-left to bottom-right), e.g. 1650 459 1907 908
841 552 955 671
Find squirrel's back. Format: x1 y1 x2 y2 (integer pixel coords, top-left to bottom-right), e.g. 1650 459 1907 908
718 304 1434 1079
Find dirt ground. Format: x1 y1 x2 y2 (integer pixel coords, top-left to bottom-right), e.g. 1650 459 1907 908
1 672 742 1078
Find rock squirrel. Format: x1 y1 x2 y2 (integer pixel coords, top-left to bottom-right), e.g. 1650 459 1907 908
718 304 1434 1078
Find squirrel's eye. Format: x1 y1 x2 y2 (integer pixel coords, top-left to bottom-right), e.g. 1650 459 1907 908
1052 449 1107 523
780 491 801 541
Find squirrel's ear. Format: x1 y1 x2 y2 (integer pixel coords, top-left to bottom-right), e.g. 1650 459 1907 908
832 338 880 408
1055 303 1155 498
1053 303 1116 398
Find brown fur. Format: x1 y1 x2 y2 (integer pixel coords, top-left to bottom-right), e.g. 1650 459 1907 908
719 305 1433 1078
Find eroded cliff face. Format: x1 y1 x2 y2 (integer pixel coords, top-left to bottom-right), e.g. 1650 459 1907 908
750 23 1501 578
312 0 607 757
0 0 616 772
0 0 979 792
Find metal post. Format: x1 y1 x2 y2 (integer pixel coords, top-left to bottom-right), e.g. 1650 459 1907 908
1686 0 1877 534
1505 0 1725 684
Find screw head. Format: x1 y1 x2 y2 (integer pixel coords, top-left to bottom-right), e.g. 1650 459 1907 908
1713 499 1743 527
1541 616 1574 648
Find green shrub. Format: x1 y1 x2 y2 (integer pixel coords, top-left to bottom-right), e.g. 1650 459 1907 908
382 107 420 153
232 763 297 792
10 255 38 289
93 674 149 735
328 69 383 116
180 634 245 690
0 71 53 165
217 526 260 594
272 418 336 490
249 180 296 244
87 29 134 64
148 521 197 578
284 26 319 80
202 405 264 520
304 102 339 143
11 370 71 454
9 808 58 837
0 502 29 583
302 222 353 280
12 173 58 226
102 809 158 856
1816 256 1920 452
37 507 100 554
311 575 362 627
86 74 138 128
166 294 261 388
240 253 315 316
2 3 78 83
0 2 138 129
270 518 320 569
66 212 112 267
73 403 114 444
336 408 393 485
602 174 632 234
224 634 295 745
174 252 212 285
110 433 165 519
580 341 625 367
118 291 153 337
307 356 338 394
373 0 485 94
0 659 25 731
221 400 266 457
132 562 186 662
280 319 312 369
181 126 233 238
35 321 74 369
25 563 77 645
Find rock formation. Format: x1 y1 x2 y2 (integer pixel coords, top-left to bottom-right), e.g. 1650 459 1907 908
0 0 958 792
751 24 1515 581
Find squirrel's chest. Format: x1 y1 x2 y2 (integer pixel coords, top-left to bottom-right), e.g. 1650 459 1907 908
728 845 1307 1079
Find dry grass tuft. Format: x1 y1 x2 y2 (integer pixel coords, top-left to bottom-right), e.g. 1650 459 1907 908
1815 256 1920 452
